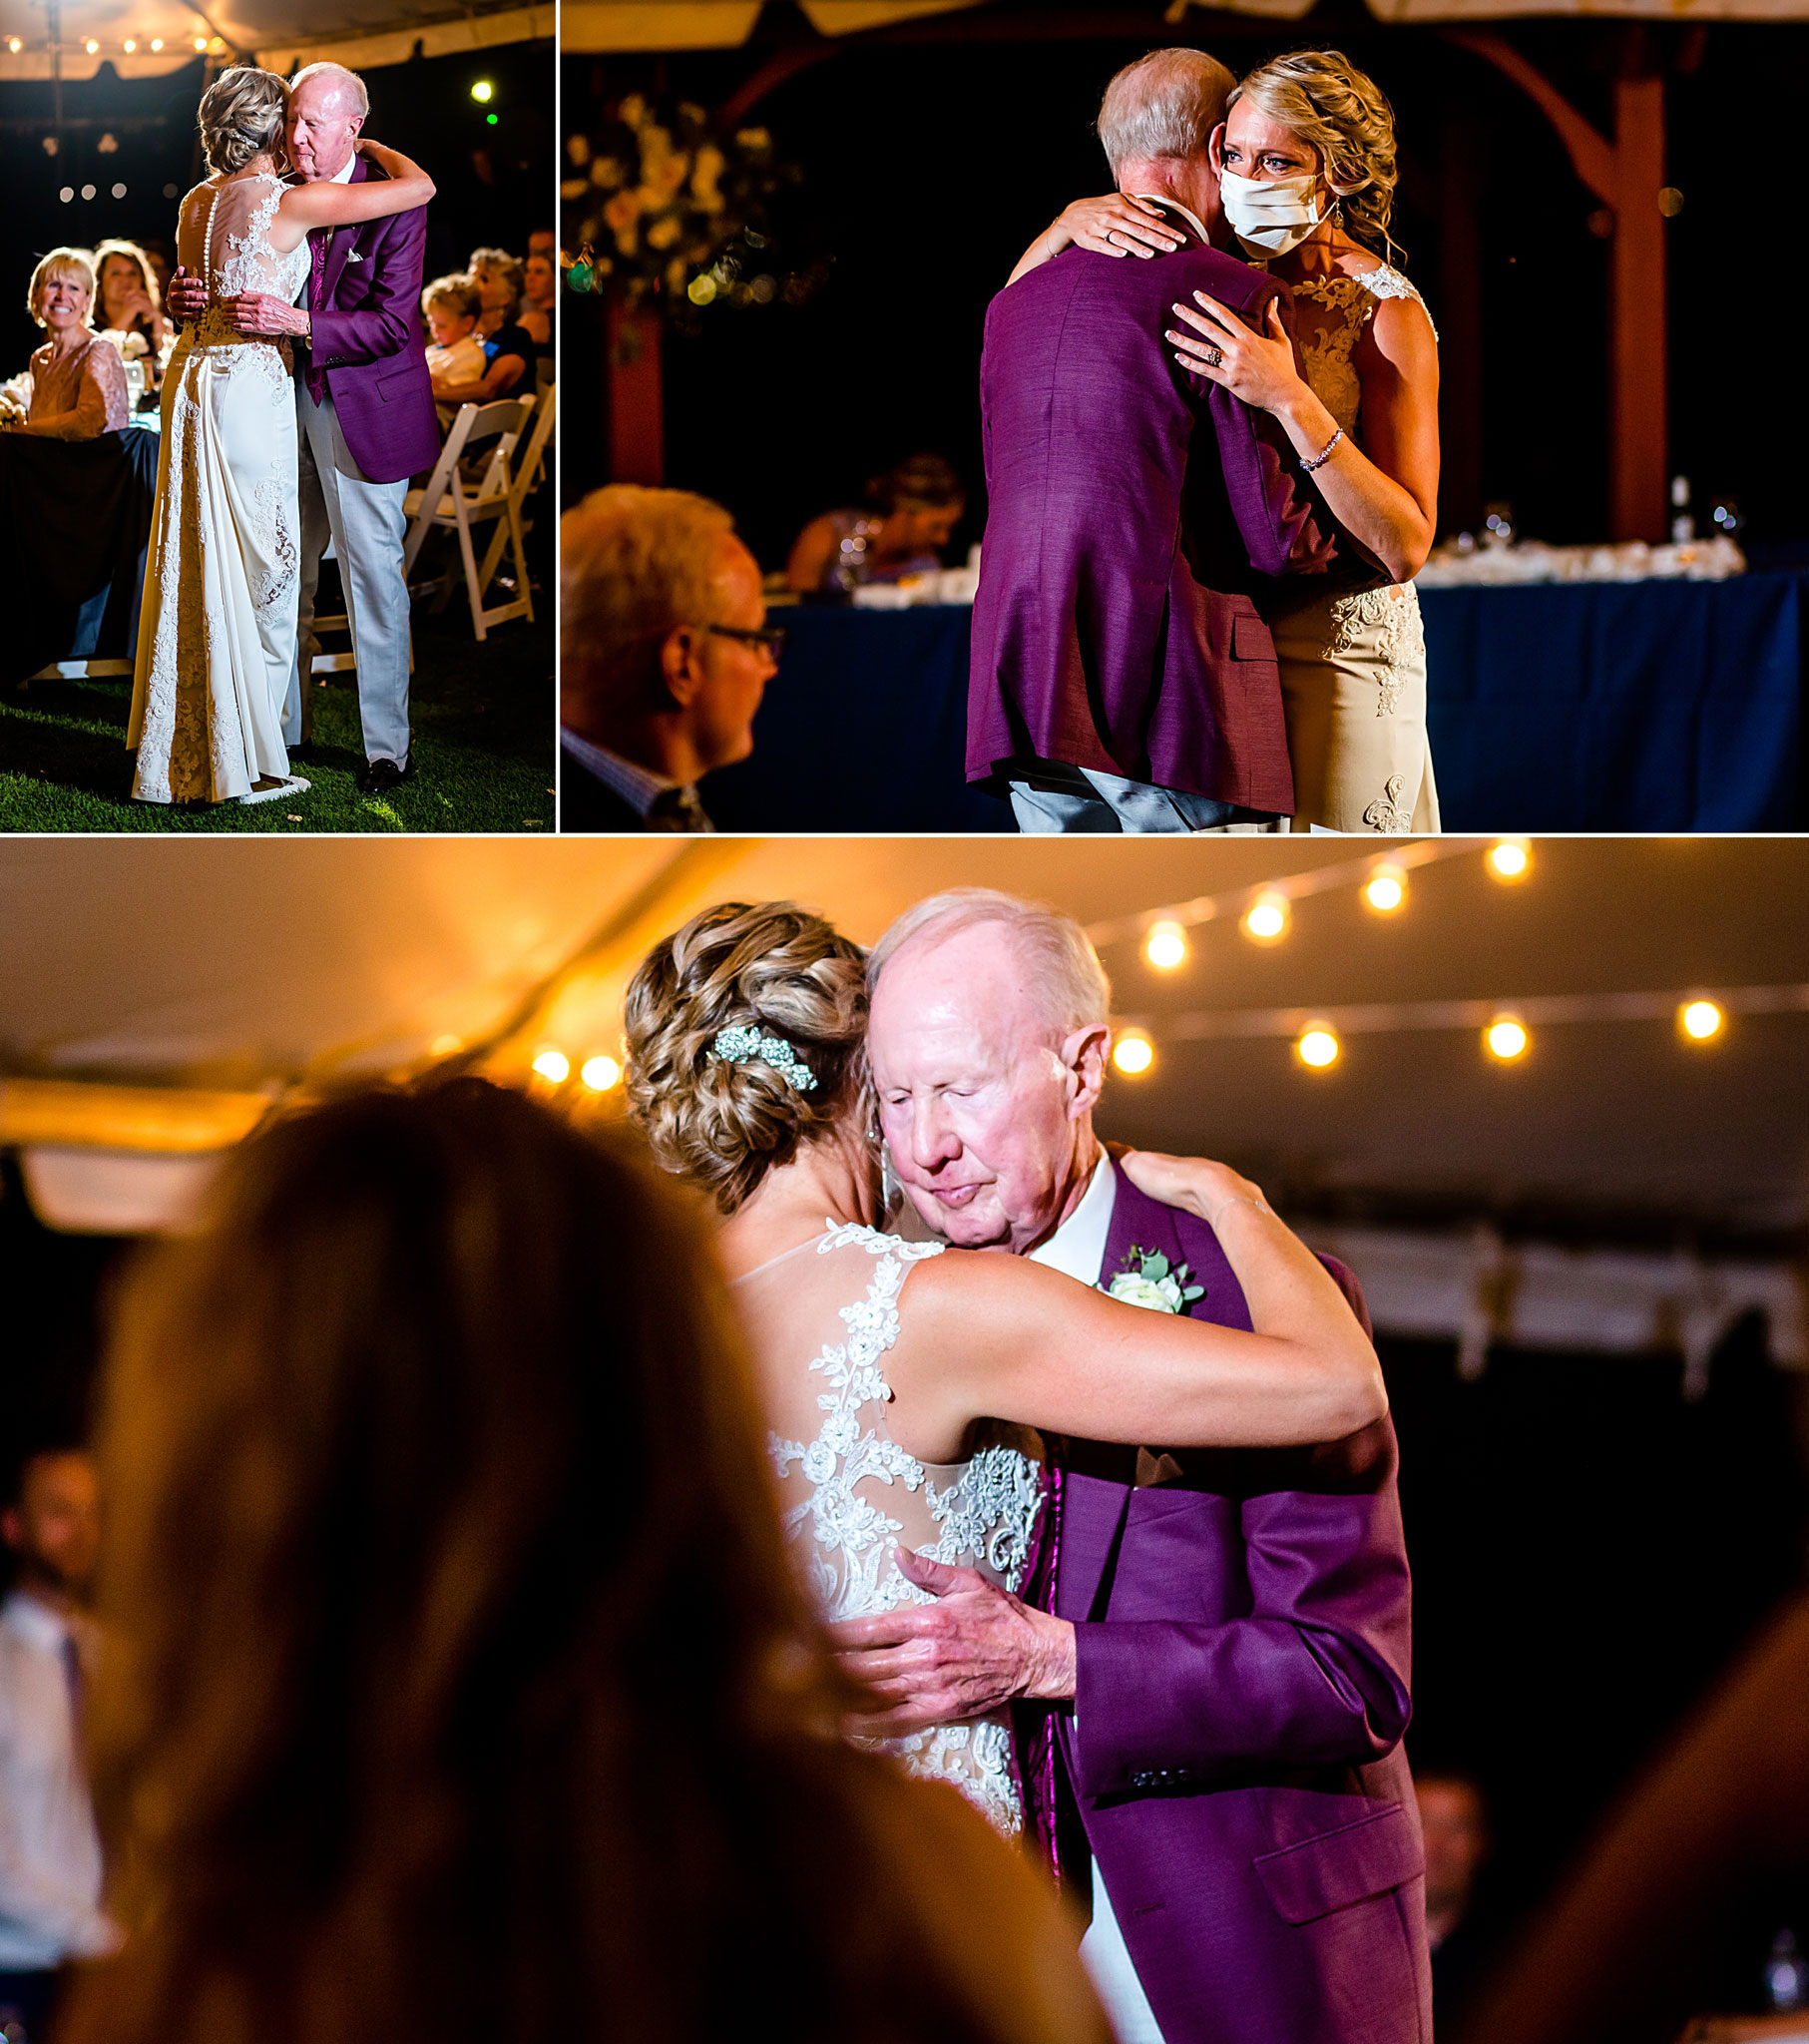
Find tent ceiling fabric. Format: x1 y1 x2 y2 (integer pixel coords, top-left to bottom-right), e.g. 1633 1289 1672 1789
558 0 1809 54
0 0 549 82
4 839 1807 1244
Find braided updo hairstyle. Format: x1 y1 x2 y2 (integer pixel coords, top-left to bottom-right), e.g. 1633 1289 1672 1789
1229 49 1401 260
624 902 869 1215
199 66 289 178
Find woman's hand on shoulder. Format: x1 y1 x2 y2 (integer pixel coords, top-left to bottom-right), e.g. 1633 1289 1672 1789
1054 193 1182 259
1119 1150 1267 1230
1167 289 1307 418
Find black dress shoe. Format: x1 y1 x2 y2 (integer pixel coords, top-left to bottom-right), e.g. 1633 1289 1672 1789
357 755 413 794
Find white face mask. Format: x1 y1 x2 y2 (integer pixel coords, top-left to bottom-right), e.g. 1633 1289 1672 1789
1218 167 1325 258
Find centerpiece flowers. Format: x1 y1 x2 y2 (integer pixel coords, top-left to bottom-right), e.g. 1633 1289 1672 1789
562 94 824 334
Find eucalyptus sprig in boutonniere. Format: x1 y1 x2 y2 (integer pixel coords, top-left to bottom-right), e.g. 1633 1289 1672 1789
1103 1246 1205 1314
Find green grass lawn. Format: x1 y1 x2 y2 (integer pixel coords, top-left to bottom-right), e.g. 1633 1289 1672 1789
0 601 556 835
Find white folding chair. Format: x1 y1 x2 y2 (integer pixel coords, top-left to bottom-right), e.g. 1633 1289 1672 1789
402 396 535 641
474 381 554 596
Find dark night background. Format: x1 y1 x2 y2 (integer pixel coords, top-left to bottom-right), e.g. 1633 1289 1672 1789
0 37 555 380
7 1158 1806 2015
564 1 1794 572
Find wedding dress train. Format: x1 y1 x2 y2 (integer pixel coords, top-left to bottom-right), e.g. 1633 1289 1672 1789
734 1223 1045 1836
129 171 309 804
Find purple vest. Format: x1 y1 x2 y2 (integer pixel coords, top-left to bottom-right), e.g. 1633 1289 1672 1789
1019 1161 1432 2044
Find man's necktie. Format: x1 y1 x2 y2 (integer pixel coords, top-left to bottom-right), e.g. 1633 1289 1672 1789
647 785 711 833
305 233 328 407
60 1629 84 1740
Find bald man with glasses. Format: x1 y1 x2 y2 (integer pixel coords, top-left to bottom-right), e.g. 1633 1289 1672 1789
560 485 782 832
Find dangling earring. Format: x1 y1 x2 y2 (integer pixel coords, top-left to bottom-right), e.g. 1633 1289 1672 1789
1328 196 1345 236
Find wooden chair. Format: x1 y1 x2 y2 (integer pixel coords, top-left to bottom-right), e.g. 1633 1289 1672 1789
401 396 535 641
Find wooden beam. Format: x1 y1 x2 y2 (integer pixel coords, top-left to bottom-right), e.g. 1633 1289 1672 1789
1447 30 1668 543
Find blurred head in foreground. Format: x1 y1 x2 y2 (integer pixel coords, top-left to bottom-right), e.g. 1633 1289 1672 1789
62 1082 1096 2044
561 485 776 791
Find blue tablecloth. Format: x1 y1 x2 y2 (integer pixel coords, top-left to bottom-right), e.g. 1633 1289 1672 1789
698 575 1806 832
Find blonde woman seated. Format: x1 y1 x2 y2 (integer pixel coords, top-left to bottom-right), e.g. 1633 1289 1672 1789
94 238 176 397
0 250 130 440
1019 49 1441 834
421 272 488 400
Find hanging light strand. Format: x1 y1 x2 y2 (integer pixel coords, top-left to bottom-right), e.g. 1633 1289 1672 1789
1112 981 1809 1049
1089 837 1489 956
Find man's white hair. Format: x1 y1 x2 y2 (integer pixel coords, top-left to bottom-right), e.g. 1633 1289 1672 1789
1097 47 1236 180
867 889 1112 1038
290 60 368 120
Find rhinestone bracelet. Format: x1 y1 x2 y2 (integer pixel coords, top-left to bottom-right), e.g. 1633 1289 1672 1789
1301 426 1344 473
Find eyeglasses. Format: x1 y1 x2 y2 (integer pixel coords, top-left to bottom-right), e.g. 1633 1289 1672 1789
705 622 787 660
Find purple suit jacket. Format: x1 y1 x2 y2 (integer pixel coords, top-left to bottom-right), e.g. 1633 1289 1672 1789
302 158 441 487
1020 1161 1431 2044
967 210 1335 810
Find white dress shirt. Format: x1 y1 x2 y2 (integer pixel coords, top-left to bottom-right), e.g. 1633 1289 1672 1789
1027 1152 1167 2044
0 1592 113 1969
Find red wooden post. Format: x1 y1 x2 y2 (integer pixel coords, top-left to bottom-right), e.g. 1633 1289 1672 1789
607 298 665 486
1448 32 1669 543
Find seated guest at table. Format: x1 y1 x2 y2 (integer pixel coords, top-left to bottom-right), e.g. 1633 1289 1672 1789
421 272 488 399
0 249 130 440
55 1083 1106 2044
138 236 176 301
93 239 175 397
561 484 780 832
522 244 556 353
785 452 966 595
1419 1771 1511 2037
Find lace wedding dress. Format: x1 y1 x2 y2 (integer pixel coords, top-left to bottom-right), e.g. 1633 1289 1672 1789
733 1224 1044 1837
1269 260 1440 834
128 173 308 805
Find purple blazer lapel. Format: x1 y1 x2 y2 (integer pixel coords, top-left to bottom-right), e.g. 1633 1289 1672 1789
1104 1160 1252 1335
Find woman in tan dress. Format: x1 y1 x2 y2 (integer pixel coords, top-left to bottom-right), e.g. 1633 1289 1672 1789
1018 50 1442 833
1 248 130 441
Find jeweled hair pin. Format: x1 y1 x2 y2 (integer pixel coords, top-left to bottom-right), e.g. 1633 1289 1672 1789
708 1024 818 1092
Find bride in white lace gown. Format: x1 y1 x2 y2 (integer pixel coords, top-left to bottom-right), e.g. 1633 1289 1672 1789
128 67 433 805
623 900 1386 1836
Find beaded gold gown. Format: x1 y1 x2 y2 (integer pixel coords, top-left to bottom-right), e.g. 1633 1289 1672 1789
1270 262 1440 834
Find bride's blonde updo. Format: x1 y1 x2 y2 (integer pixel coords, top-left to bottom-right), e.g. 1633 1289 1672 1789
1229 49 1400 257
624 901 869 1215
199 66 290 177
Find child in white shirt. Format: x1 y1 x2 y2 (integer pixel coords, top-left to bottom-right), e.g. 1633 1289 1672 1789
422 273 487 397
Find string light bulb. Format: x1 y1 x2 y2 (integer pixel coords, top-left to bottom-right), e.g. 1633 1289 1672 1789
1296 1025 1341 1070
123 37 137 51
1679 999 1724 1043
531 1049 570 1084
1487 839 1531 881
7 38 21 51
471 79 495 102
1242 892 1289 944
581 1055 623 1092
1112 1031 1154 1077
1363 863 1406 915
85 39 99 53
1144 919 1187 971
1484 1014 1529 1062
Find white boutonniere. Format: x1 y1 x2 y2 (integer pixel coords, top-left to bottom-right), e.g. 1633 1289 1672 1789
1102 1245 1205 1314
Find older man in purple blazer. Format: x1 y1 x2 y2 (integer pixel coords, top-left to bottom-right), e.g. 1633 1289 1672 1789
970 50 1336 832
170 62 441 794
844 888 1432 2044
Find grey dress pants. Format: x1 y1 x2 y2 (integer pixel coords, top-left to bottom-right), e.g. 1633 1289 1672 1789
285 380 412 766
